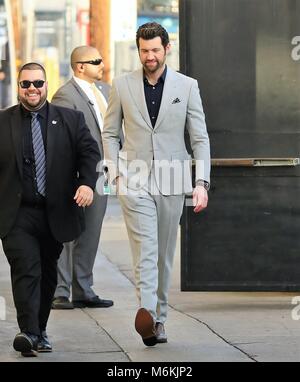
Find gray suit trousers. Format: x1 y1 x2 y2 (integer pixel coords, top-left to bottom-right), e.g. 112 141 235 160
55 192 108 300
118 173 184 323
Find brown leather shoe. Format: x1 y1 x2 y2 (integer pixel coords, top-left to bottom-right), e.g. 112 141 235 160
135 308 157 346
155 322 168 343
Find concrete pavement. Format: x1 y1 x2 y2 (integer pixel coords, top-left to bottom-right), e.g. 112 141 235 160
1 197 300 362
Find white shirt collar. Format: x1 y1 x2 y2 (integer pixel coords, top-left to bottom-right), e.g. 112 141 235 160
73 76 94 95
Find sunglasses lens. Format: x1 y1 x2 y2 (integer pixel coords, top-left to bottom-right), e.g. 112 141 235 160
33 80 45 88
92 59 102 65
20 80 31 88
76 59 102 65
20 80 45 89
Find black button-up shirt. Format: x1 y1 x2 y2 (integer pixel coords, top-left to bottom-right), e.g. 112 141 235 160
144 66 167 128
21 102 48 206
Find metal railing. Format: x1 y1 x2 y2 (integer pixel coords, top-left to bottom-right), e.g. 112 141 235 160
210 158 300 167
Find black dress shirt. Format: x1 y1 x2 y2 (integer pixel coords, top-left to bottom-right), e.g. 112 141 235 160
143 66 167 128
21 102 48 206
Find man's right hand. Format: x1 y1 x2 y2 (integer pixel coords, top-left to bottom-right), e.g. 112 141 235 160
74 185 94 207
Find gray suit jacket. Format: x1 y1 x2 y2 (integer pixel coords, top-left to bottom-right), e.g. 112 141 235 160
102 67 210 195
51 77 111 158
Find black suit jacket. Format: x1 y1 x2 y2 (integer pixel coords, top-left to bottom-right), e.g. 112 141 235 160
0 102 101 242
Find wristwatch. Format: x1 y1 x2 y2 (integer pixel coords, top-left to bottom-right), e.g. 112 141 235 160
196 179 210 191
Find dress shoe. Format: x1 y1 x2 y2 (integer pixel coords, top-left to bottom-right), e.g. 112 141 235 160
13 332 38 357
73 295 113 308
135 308 157 347
155 322 168 343
37 331 52 353
52 296 74 309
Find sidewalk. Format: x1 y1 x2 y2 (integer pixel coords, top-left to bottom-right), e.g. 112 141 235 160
1 197 300 362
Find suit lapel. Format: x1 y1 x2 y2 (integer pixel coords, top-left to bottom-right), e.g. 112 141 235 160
127 69 153 130
71 78 101 130
11 106 23 178
154 67 178 131
46 104 60 174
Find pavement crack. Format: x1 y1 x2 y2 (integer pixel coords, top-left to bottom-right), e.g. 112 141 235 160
169 305 258 362
102 252 258 362
232 342 263 345
81 309 132 362
102 250 135 286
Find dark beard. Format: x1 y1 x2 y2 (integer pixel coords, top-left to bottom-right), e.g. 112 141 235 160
143 62 160 74
19 97 47 111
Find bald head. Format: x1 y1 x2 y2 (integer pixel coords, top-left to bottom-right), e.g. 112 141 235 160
70 45 104 83
71 46 100 70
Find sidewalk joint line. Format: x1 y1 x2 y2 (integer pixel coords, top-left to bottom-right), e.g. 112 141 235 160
102 250 136 287
81 309 132 362
102 234 257 362
169 305 258 362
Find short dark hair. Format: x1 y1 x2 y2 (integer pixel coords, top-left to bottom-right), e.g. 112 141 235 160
136 22 169 50
18 62 46 82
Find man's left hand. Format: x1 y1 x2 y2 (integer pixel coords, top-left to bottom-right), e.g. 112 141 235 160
74 185 94 207
193 185 208 213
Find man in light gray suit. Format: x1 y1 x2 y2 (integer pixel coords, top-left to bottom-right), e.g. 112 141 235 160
51 46 113 309
102 23 210 346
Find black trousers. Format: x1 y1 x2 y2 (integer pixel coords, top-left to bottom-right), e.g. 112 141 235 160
2 206 63 335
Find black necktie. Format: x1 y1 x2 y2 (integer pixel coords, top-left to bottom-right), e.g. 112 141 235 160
31 112 46 196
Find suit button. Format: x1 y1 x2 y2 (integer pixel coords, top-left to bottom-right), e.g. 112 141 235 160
17 193 21 198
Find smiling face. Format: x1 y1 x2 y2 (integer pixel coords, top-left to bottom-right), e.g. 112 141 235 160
138 36 170 75
18 69 48 111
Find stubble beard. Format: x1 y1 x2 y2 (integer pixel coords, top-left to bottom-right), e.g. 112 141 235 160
143 55 166 75
19 93 47 111
144 62 159 74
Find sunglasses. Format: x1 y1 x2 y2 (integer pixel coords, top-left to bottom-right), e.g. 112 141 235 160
76 58 103 65
19 80 45 89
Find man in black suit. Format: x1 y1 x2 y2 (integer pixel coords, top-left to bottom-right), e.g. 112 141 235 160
0 62 100 357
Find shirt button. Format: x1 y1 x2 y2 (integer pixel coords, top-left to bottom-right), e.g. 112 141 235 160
152 117 155 119
153 87 155 90
152 101 155 104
